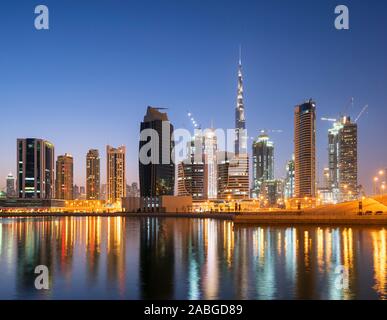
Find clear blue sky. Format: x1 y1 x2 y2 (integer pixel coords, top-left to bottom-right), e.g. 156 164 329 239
1 0 387 193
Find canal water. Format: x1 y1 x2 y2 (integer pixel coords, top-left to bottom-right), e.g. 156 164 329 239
0 217 385 299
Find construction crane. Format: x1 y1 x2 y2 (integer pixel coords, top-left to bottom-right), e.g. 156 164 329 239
321 117 337 122
354 104 369 123
250 129 283 140
186 111 201 129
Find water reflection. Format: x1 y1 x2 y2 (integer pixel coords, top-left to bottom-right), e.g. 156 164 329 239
0 217 386 299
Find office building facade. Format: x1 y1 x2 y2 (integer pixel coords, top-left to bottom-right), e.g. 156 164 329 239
17 138 55 199
6 173 16 198
328 116 358 201
139 107 175 210
56 153 74 200
252 133 274 198
86 149 100 200
294 100 316 198
107 145 126 204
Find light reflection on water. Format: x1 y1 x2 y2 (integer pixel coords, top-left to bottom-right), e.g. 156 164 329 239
0 217 386 300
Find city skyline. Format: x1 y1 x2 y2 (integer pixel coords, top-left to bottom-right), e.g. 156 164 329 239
1 0 387 194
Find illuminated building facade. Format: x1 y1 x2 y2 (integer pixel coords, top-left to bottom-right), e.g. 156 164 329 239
328 116 358 201
260 179 284 207
56 153 74 200
139 107 175 211
6 173 16 198
177 135 206 201
226 51 250 200
177 162 206 201
17 138 55 199
204 129 217 199
217 152 249 200
86 149 100 200
284 156 295 200
235 52 247 156
252 133 274 198
294 100 316 198
107 145 126 204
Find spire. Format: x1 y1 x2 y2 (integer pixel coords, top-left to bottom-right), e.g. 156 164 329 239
235 45 246 155
239 44 242 65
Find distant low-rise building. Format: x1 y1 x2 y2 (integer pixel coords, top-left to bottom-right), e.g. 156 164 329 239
6 173 16 198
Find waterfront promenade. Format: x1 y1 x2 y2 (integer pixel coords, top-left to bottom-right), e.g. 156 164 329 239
1 197 387 225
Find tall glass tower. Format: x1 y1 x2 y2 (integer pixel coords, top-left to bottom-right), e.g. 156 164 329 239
252 133 274 197
235 51 247 156
17 138 55 199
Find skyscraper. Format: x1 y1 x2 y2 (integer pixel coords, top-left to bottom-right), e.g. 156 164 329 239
328 116 358 201
56 153 74 200
217 152 249 200
139 107 175 205
294 100 316 198
219 50 250 200
17 138 55 199
86 149 100 200
178 135 206 201
6 173 16 198
204 128 217 199
252 132 274 198
235 50 247 156
107 145 126 204
131 182 139 197
284 156 295 200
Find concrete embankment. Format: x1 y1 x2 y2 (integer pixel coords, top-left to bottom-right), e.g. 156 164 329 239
234 213 387 226
2 197 387 225
0 212 235 220
234 198 387 226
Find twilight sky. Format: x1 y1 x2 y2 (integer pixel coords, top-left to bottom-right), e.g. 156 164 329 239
1 0 387 193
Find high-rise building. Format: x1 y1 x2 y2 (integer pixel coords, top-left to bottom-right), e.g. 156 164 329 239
177 135 206 201
73 184 80 199
252 133 274 198
235 51 247 156
294 100 316 198
131 182 139 197
284 156 295 200
220 51 250 200
139 107 175 209
328 116 358 201
86 149 100 200
17 138 55 199
107 145 126 204
79 186 86 199
56 153 74 200
260 179 284 207
6 173 16 198
100 184 107 201
322 167 330 189
204 128 217 199
217 152 249 200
